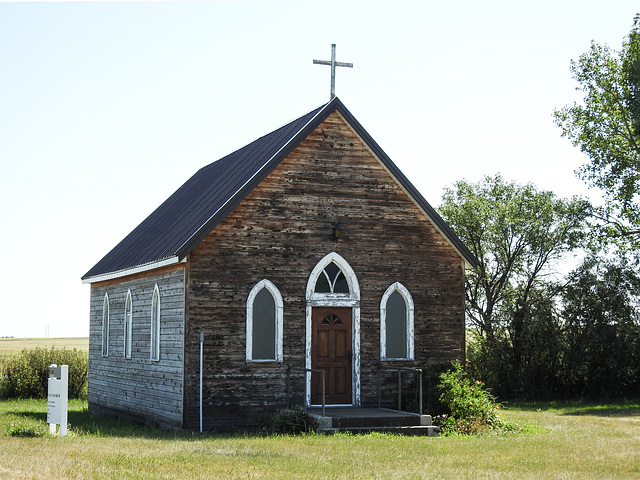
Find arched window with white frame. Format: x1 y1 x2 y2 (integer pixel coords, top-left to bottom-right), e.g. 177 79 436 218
246 280 283 362
150 284 160 361
380 282 414 361
124 289 133 359
102 292 110 357
313 261 350 294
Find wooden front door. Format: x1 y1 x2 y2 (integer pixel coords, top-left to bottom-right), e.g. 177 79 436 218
311 307 352 405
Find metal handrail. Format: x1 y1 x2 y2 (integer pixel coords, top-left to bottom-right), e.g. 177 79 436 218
377 365 423 415
286 366 326 417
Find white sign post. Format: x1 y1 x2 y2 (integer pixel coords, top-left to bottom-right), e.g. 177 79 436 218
47 364 68 437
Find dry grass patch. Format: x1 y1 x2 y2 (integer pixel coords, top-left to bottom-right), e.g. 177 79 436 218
0 338 89 356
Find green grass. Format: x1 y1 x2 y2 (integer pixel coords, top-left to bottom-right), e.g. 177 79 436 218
0 399 639 479
0 338 89 356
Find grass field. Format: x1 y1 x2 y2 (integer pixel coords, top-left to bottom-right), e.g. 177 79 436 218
0 337 89 355
0 399 639 479
1 339 638 478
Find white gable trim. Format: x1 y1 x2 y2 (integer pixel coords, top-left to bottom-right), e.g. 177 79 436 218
82 257 185 284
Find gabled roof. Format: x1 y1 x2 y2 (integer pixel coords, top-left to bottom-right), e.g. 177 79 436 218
83 97 477 283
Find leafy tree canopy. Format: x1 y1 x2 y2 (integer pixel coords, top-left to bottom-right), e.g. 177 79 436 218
554 14 640 246
560 256 640 398
439 174 590 340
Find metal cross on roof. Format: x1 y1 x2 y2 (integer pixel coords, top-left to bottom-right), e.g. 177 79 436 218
313 44 353 100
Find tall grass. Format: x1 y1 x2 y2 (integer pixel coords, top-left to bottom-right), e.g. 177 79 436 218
1 399 638 479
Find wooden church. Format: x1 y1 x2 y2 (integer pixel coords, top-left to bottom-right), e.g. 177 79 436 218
82 96 477 430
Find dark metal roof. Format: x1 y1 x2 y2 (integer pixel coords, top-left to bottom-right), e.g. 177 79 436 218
83 98 477 281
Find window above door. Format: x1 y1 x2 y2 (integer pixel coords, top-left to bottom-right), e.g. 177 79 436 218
314 262 350 294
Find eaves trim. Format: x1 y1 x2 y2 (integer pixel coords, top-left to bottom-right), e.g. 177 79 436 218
82 256 185 284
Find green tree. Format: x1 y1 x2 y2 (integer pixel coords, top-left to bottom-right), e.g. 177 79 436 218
560 256 640 399
554 15 640 246
439 174 590 342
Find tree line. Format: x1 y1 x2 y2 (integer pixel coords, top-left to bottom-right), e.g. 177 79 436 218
437 15 640 401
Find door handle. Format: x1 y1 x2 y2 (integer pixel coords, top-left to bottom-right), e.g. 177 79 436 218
348 350 352 365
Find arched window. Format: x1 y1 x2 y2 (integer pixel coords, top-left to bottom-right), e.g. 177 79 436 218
314 261 350 294
246 280 283 362
150 284 160 361
380 283 414 360
102 293 110 357
124 289 133 359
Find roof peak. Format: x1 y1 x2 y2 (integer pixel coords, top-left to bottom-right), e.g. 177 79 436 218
83 99 477 282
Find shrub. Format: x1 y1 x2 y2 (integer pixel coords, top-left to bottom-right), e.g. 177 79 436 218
263 409 312 435
0 347 88 399
436 362 504 434
421 364 451 413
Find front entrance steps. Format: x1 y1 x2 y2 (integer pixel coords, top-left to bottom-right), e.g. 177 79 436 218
306 407 439 436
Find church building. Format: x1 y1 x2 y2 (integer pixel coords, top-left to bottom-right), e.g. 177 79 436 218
82 96 477 430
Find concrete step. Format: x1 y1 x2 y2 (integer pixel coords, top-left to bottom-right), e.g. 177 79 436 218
307 407 439 436
319 425 440 436
330 414 427 428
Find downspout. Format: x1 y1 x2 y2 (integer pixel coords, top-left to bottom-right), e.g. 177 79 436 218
199 331 204 433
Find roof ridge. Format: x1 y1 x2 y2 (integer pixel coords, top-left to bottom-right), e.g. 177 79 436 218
198 100 333 172
82 97 477 282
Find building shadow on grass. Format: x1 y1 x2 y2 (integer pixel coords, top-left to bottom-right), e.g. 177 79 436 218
506 401 640 417
561 406 640 417
6 409 212 439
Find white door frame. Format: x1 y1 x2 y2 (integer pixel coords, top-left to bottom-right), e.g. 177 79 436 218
305 252 360 407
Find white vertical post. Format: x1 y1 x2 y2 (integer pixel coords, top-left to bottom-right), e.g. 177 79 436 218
199 332 204 433
47 364 68 437
59 365 68 437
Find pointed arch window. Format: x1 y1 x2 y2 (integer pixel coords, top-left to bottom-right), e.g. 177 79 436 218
246 280 283 362
124 289 133 359
314 261 350 294
380 283 414 361
102 293 110 357
150 284 160 361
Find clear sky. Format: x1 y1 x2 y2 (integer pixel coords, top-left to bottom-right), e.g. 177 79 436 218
1 0 638 338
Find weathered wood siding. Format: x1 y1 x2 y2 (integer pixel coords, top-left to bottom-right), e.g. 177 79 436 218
184 112 466 429
88 265 185 428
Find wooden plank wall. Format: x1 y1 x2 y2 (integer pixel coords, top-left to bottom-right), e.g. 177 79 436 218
88 264 185 428
183 112 466 429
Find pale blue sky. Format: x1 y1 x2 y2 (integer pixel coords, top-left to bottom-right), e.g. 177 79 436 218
1 0 638 338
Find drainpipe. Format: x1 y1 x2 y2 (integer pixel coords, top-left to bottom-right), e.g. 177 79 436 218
199 332 204 433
